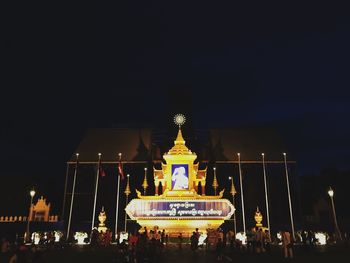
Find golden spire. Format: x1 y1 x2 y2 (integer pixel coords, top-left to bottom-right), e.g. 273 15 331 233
124 174 131 196
142 167 148 195
174 128 185 145
212 167 218 195
230 177 237 196
166 114 194 156
167 128 192 155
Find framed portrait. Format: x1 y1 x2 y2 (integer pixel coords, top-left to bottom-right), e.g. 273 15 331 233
171 164 189 190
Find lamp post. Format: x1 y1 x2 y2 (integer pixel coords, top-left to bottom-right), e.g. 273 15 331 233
327 187 342 241
26 189 36 242
229 176 237 235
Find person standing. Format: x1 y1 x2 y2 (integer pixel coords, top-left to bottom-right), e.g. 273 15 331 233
178 233 183 250
190 232 198 252
282 230 294 259
264 230 271 254
216 238 224 261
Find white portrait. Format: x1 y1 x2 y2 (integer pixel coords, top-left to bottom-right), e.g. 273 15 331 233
172 166 189 190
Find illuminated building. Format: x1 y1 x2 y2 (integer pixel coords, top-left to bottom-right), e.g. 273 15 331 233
64 114 300 234
125 122 235 235
0 196 58 223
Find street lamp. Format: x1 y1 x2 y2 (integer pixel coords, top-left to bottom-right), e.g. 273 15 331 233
26 188 36 242
327 187 342 240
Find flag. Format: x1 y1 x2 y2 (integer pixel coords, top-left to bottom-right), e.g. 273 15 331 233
98 158 106 177
118 159 125 180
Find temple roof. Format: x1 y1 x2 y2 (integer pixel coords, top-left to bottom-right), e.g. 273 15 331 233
70 126 291 162
209 127 289 160
70 128 152 161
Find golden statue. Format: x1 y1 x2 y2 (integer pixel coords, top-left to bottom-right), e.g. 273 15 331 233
97 207 107 233
254 207 263 227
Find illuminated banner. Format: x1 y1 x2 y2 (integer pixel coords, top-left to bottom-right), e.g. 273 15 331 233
125 199 234 220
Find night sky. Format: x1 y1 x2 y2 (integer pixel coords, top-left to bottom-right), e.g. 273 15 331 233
2 2 350 214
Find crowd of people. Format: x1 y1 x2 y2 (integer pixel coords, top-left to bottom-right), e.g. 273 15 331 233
114 226 168 263
1 226 349 263
0 238 46 263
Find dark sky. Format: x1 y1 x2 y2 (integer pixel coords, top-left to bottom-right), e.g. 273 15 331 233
2 2 350 213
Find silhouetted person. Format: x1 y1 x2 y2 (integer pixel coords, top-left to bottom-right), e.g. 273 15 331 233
190 232 198 252
216 238 224 261
178 233 183 250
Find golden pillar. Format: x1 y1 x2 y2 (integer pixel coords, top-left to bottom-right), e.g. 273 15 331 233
124 174 131 232
142 167 148 195
212 167 218 196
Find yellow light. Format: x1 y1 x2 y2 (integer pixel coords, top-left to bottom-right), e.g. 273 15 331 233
98 153 101 156
237 153 240 156
127 174 130 178
144 167 147 171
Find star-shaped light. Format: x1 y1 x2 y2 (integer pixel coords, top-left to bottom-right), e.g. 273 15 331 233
174 114 186 128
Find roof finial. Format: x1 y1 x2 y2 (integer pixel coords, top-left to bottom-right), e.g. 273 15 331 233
174 113 186 129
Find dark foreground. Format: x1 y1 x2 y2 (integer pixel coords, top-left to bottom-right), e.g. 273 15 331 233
17 244 350 263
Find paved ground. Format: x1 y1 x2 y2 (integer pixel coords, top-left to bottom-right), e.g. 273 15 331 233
30 243 350 263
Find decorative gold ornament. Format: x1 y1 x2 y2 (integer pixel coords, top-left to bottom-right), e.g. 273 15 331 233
98 207 107 233
230 177 237 196
142 168 148 195
254 207 263 227
174 114 186 128
212 167 219 195
124 174 131 196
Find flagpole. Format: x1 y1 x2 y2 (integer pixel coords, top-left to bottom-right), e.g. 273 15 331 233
283 152 295 240
115 153 122 240
67 153 79 241
262 153 271 241
238 153 246 235
61 162 70 220
91 153 101 231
